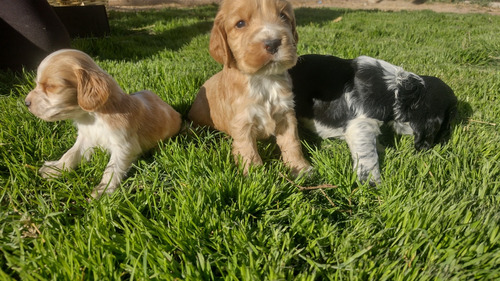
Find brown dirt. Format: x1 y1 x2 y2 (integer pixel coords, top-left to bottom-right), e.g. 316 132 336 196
292 0 500 15
108 0 500 15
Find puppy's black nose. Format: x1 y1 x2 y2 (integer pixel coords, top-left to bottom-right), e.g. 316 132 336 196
25 100 31 107
265 39 281 54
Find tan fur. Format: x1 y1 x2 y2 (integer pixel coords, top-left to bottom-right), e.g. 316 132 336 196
25 49 182 199
188 0 311 175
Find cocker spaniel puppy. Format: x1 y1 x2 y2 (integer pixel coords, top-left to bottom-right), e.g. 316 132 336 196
289 54 457 185
188 0 312 176
25 49 182 198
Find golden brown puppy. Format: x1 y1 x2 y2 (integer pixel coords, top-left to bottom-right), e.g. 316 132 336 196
25 49 182 199
188 0 312 176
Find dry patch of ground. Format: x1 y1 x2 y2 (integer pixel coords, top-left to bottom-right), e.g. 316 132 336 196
108 0 500 15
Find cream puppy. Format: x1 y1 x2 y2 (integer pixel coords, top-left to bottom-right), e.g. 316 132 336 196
25 49 182 198
188 0 312 176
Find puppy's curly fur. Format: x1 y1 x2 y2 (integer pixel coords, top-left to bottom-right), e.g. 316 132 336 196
188 0 311 175
290 54 457 185
25 49 182 198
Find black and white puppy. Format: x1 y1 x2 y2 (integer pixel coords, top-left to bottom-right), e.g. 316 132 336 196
289 54 457 185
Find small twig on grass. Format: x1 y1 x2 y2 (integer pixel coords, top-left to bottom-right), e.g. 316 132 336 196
318 188 337 208
468 119 497 126
295 184 339 190
24 164 38 171
423 162 435 179
279 172 338 207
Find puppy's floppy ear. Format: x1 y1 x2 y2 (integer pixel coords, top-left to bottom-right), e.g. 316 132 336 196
399 73 425 110
290 10 299 45
209 13 233 67
75 68 110 111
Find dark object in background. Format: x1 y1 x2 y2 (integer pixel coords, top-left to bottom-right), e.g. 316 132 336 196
53 5 110 38
0 1 110 71
0 0 71 71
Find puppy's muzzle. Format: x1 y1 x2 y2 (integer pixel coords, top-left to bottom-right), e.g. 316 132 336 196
265 39 282 54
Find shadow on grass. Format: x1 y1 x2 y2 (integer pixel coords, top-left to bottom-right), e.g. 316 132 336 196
455 100 473 126
294 6 381 26
295 7 346 26
72 5 370 61
0 71 21 95
73 6 217 60
0 70 34 97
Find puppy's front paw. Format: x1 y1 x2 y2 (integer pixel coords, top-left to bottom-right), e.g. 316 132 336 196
240 161 263 176
90 183 118 200
290 163 314 178
235 154 263 176
357 168 381 186
39 161 63 178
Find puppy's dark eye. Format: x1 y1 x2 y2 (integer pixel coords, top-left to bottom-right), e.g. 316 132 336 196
236 20 246 28
280 12 289 21
45 84 55 92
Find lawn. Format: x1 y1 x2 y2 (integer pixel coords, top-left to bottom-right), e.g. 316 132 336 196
1 4 500 280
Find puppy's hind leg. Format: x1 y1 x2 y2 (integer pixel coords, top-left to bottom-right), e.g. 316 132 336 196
344 117 383 185
188 87 215 128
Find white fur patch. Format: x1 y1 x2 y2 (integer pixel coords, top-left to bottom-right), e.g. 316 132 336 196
259 24 283 42
344 116 383 184
389 121 413 135
75 114 138 153
247 74 294 135
344 90 365 117
344 116 382 141
356 55 425 123
300 117 345 139
356 55 404 93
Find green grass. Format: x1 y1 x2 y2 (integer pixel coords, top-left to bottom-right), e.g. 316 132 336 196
1 5 500 280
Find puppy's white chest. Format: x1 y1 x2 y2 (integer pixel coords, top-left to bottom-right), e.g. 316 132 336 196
76 116 128 151
247 76 294 136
